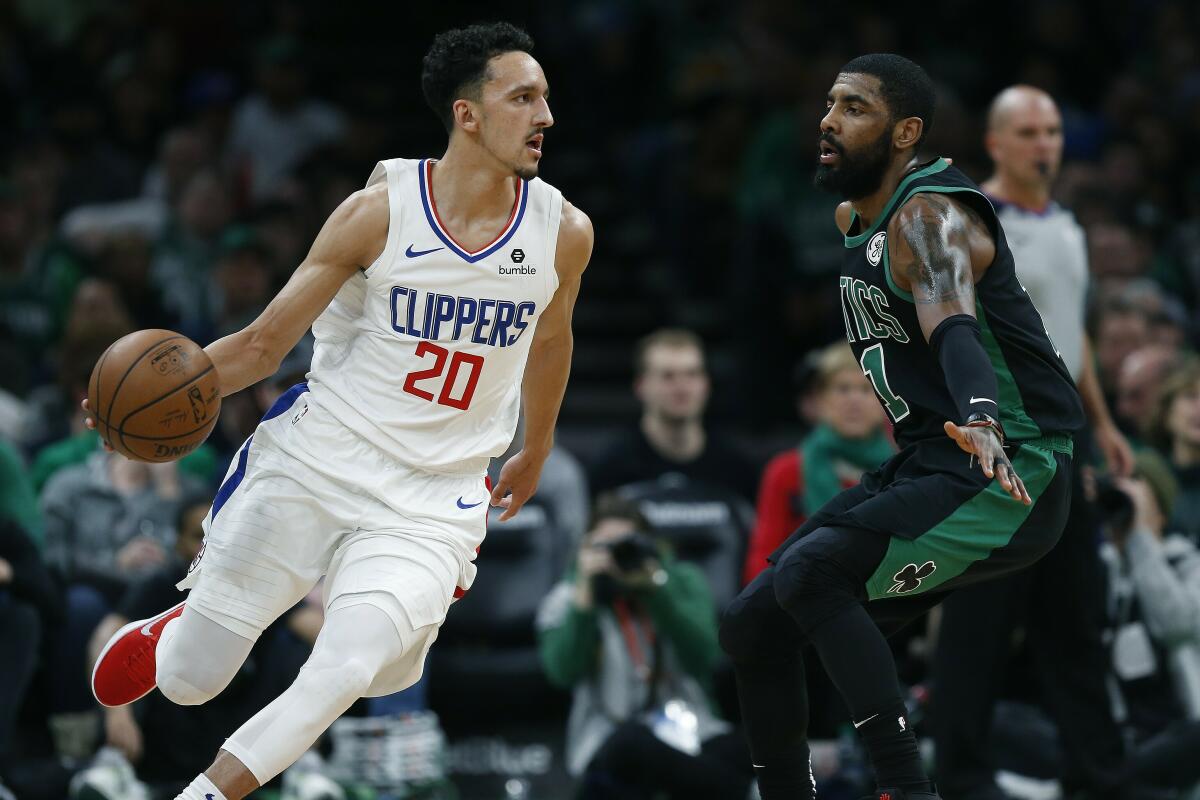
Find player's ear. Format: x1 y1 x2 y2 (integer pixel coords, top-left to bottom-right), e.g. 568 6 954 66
453 98 480 133
894 116 923 150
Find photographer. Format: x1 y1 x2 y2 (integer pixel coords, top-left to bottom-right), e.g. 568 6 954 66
1097 462 1200 792
536 494 752 800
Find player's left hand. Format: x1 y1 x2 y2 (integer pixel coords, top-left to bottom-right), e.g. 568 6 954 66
489 448 547 522
944 420 1031 505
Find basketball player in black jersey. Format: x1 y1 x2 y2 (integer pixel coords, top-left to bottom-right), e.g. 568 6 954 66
719 54 1085 800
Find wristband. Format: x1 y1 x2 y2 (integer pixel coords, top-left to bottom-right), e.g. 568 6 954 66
966 412 1006 445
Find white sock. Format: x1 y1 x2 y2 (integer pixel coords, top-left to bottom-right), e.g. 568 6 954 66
176 773 226 800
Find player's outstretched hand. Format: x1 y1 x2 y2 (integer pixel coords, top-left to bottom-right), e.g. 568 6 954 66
489 448 546 522
81 398 115 453
943 420 1031 505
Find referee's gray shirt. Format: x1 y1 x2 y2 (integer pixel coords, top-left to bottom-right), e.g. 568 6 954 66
991 197 1089 380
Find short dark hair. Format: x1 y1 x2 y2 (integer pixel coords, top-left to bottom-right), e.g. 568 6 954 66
421 22 536 133
589 492 652 534
840 53 936 147
633 328 705 378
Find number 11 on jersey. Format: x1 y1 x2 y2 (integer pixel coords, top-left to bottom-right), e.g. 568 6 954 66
859 343 910 422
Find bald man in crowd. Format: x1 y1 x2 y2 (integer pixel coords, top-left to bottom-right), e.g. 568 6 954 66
931 87 1145 800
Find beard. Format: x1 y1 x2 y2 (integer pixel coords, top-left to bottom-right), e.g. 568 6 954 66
813 129 894 200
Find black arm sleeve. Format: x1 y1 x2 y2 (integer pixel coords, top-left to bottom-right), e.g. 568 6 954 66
930 314 1001 424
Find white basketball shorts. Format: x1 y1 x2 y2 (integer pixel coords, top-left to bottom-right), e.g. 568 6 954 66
178 382 489 693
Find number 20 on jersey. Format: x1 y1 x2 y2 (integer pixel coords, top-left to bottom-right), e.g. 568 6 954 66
402 342 484 410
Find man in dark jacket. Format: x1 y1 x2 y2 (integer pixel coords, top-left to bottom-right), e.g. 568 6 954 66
0 516 65 797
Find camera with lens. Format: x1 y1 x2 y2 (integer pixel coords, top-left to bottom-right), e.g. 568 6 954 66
592 532 661 604
605 532 660 573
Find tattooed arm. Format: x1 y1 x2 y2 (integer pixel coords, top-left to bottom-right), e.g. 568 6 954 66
887 192 990 338
887 193 1030 504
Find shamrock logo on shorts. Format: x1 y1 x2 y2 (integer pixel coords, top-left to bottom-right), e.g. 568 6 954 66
888 561 936 594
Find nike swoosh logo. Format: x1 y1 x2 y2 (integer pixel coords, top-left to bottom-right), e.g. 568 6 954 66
457 497 483 509
852 713 879 729
140 606 177 637
406 244 444 258
969 396 995 405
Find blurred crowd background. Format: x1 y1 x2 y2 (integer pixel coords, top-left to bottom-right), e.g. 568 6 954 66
2 1 1200 799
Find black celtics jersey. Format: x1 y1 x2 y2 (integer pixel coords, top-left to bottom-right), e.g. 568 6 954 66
839 157 1084 447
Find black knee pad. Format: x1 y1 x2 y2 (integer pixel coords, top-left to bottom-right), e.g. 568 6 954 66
772 529 864 635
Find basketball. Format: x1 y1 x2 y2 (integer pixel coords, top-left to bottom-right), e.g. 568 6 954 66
87 329 222 463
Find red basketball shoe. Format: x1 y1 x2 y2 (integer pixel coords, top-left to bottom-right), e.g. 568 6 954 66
91 601 186 707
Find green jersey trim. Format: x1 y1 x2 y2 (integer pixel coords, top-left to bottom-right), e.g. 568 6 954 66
881 243 915 302
976 299 1043 440
844 158 951 248
865 444 1059 600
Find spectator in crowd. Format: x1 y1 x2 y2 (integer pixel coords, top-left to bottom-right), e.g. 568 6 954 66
21 281 133 456
225 36 346 204
1090 296 1150 403
537 494 752 799
0 440 41 546
1097 465 1200 793
41 451 202 717
1147 356 1200 544
1116 346 1181 445
588 329 759 504
141 126 213 206
210 226 273 339
0 517 63 799
974 463 1200 798
743 342 892 584
150 168 232 342
77 495 320 800
0 178 63 396
41 452 204 588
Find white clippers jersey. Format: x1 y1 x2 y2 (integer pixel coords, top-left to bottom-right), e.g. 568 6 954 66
306 158 563 475
993 198 1089 380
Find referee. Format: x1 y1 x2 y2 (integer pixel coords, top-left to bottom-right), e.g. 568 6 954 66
931 86 1139 800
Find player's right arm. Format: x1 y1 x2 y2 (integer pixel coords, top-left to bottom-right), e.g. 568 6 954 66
204 183 389 397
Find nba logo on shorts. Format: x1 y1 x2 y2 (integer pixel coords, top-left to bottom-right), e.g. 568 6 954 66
866 232 887 266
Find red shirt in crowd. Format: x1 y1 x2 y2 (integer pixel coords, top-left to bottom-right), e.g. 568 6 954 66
742 450 861 585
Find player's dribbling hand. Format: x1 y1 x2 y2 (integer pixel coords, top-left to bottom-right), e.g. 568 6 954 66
943 420 1031 505
80 398 115 453
489 448 546 522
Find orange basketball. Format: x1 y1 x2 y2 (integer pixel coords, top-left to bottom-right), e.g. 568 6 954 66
87 329 221 463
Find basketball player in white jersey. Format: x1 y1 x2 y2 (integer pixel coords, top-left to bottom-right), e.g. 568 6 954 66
86 23 592 800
